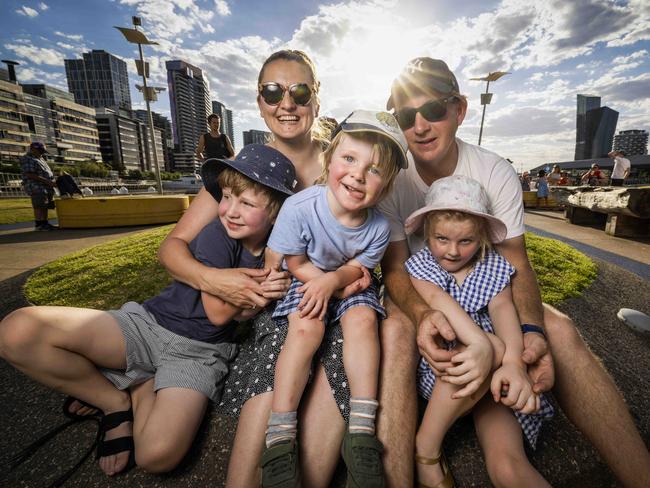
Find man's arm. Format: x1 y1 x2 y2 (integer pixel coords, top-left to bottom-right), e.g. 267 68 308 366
23 172 55 187
381 240 457 369
495 235 554 393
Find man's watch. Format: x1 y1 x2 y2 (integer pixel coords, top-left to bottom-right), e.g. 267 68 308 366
521 323 546 338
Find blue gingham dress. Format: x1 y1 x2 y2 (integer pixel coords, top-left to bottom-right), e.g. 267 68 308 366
405 247 554 448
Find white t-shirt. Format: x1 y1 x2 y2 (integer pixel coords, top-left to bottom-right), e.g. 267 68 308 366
379 138 524 255
611 157 631 179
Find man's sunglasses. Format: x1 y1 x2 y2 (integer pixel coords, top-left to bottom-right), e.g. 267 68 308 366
258 82 314 106
394 97 458 130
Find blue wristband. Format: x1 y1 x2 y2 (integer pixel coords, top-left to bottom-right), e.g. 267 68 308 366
521 324 546 338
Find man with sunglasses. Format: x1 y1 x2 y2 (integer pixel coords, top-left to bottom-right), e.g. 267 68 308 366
376 57 650 487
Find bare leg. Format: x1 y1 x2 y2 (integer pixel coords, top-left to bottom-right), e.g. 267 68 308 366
225 392 272 488
416 379 486 487
272 313 324 413
474 396 550 487
377 297 419 488
33 206 47 223
544 304 650 488
340 306 379 399
0 306 132 475
300 364 346 488
129 380 208 473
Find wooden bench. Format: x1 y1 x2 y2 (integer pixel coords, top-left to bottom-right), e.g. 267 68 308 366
55 195 190 228
551 186 650 237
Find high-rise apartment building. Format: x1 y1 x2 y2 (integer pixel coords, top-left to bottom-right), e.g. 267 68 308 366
133 109 174 171
166 60 211 173
0 79 31 162
212 100 234 147
614 129 648 156
64 50 132 111
95 108 142 172
243 129 271 146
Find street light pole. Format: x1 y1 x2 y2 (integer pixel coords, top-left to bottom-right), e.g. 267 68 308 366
114 18 164 194
470 71 510 146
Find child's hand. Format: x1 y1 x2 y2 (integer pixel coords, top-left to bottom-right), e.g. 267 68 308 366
297 274 338 320
440 336 493 399
490 362 540 414
333 266 372 299
261 268 291 299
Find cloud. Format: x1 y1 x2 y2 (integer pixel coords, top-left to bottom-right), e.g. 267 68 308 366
3 43 64 65
214 0 231 16
16 6 39 17
119 0 218 39
54 31 84 41
39 2 49 10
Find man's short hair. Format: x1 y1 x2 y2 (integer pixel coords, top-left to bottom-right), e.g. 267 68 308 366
207 113 220 124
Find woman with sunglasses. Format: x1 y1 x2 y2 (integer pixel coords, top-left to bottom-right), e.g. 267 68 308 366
158 50 356 487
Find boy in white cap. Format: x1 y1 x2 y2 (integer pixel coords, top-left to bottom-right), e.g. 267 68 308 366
261 110 408 488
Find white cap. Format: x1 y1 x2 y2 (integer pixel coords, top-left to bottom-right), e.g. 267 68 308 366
404 175 507 243
332 110 409 169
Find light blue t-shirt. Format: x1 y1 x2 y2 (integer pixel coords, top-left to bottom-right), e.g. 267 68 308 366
268 185 390 271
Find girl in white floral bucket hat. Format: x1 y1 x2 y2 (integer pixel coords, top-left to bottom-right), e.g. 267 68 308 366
403 174 554 488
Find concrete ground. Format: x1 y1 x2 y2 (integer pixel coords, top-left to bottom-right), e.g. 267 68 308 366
0 213 649 487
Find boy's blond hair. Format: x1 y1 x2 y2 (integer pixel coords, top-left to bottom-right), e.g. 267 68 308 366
315 131 401 200
424 210 492 261
217 168 285 219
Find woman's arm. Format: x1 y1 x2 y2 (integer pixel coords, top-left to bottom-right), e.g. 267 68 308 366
158 188 269 307
195 134 205 161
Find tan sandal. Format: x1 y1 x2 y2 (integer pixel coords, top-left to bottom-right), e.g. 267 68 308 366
415 451 455 488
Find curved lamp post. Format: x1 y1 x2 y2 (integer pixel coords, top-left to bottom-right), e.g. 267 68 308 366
114 17 164 194
470 71 510 146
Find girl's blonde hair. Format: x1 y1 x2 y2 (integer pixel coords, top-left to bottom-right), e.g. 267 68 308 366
315 131 401 200
424 210 492 261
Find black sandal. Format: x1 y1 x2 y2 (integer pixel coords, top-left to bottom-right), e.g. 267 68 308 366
95 409 135 472
63 396 103 421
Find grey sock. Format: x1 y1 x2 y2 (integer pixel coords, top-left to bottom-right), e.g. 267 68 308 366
349 397 379 435
266 411 298 447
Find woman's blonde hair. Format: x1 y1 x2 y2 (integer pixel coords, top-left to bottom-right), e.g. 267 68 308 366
315 131 401 200
424 210 492 261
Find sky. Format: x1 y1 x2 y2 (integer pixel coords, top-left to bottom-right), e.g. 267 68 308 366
1 0 649 171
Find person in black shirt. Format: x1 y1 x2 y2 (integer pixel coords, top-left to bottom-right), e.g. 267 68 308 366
196 113 235 161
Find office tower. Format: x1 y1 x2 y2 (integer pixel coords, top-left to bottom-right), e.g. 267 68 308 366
134 109 174 171
212 100 234 146
587 107 618 158
137 123 165 173
166 60 211 173
243 129 271 146
23 93 57 151
64 50 132 111
0 79 31 162
614 129 648 156
575 94 601 160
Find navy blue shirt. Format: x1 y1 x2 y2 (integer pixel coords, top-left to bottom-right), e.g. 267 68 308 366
143 219 265 343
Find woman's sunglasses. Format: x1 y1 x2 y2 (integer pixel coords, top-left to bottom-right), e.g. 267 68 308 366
258 82 314 106
394 97 458 130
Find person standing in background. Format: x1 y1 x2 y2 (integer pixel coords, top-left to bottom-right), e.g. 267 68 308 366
548 165 561 185
20 142 57 231
608 150 631 186
196 114 235 162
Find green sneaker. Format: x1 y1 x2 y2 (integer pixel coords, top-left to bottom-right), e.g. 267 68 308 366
341 432 385 488
261 439 300 488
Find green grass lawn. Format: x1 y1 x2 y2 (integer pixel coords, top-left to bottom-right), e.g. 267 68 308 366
0 198 58 225
24 229 597 309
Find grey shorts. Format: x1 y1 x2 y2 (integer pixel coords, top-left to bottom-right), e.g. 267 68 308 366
30 191 53 209
101 301 237 403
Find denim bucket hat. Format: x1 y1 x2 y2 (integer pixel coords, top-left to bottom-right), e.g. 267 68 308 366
201 144 298 201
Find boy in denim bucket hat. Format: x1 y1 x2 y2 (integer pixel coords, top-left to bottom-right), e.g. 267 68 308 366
0 143 296 479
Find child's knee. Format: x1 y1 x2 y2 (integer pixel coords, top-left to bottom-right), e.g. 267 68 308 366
341 307 378 336
0 308 43 360
486 452 531 488
135 439 183 474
